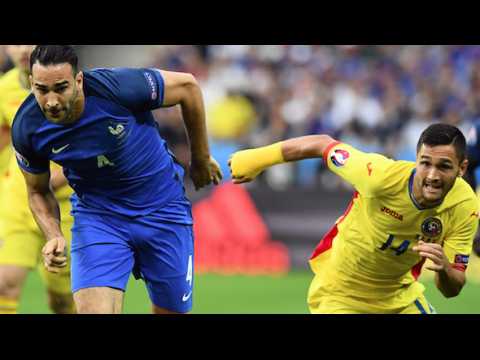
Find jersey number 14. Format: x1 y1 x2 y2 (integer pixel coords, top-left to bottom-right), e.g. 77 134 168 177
379 234 411 256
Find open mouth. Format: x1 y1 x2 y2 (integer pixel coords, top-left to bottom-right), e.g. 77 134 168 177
48 109 64 118
423 183 442 195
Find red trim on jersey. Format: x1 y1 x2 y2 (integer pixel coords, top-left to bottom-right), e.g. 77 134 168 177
310 191 358 260
451 264 467 272
411 258 426 280
322 141 342 166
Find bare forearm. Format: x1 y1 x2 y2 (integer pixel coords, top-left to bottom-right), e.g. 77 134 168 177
435 267 465 298
281 135 336 162
50 168 68 192
28 190 63 241
180 81 210 161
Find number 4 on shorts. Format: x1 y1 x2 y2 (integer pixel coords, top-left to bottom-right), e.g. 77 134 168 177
186 255 193 287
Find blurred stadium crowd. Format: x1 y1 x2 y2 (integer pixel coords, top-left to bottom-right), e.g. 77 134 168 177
3 45 480 189
142 45 480 189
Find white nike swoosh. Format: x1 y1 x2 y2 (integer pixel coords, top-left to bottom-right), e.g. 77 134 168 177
52 144 70 154
182 291 192 302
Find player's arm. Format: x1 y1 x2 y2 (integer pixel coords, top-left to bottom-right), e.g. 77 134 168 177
159 70 222 190
413 240 466 298
50 166 68 192
20 169 67 273
413 203 478 298
229 135 337 183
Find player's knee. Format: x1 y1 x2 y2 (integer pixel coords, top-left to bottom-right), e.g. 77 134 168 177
0 276 23 299
47 291 76 314
73 290 118 314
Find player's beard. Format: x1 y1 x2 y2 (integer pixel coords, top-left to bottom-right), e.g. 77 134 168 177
53 85 79 125
420 171 458 206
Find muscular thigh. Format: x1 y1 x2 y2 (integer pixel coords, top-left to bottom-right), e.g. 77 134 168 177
132 218 194 314
70 211 135 295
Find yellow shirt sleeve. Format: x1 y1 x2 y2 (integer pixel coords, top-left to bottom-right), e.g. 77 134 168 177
443 198 479 270
323 142 396 197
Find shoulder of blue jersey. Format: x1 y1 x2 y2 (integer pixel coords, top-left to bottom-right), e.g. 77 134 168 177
11 94 44 144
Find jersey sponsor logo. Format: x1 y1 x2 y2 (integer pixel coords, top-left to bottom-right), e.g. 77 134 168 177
380 206 403 221
52 144 70 154
14 150 30 167
367 162 373 176
144 71 158 101
108 124 125 136
330 149 350 167
421 217 443 238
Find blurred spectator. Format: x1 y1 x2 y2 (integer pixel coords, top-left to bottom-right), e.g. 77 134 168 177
146 45 480 190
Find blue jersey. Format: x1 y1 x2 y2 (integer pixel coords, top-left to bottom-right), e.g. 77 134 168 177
467 122 480 167
12 68 192 224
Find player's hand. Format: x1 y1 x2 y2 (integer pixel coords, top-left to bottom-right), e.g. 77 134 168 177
228 149 263 184
42 236 68 274
412 241 449 272
190 155 223 190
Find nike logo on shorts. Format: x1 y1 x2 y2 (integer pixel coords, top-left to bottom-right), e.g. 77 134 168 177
182 291 192 302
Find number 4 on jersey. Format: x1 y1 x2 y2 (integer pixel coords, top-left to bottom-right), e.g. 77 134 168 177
379 234 411 256
97 155 115 168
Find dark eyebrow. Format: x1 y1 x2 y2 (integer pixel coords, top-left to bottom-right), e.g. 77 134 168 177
420 155 453 164
34 81 69 88
54 81 69 87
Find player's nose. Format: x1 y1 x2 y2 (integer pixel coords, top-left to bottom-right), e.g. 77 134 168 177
425 167 441 181
45 95 60 109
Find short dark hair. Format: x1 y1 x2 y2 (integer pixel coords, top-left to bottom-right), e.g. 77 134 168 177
417 123 467 162
30 45 78 74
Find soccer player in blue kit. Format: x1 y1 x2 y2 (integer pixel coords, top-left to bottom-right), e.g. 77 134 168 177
466 122 480 256
11 45 223 314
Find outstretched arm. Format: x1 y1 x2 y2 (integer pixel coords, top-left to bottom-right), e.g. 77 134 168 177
229 135 337 184
20 169 67 273
159 70 222 190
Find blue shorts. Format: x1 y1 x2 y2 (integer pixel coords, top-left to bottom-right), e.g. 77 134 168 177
70 211 194 313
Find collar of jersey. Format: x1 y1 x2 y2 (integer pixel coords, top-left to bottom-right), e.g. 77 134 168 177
408 169 443 211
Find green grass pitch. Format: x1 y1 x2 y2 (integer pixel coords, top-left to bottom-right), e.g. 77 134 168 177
17 270 480 314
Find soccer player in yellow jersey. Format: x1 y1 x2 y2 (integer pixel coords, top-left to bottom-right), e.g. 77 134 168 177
229 123 478 314
0 45 75 314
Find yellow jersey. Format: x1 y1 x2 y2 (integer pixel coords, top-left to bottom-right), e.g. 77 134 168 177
0 68 72 212
308 142 479 312
0 68 28 176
